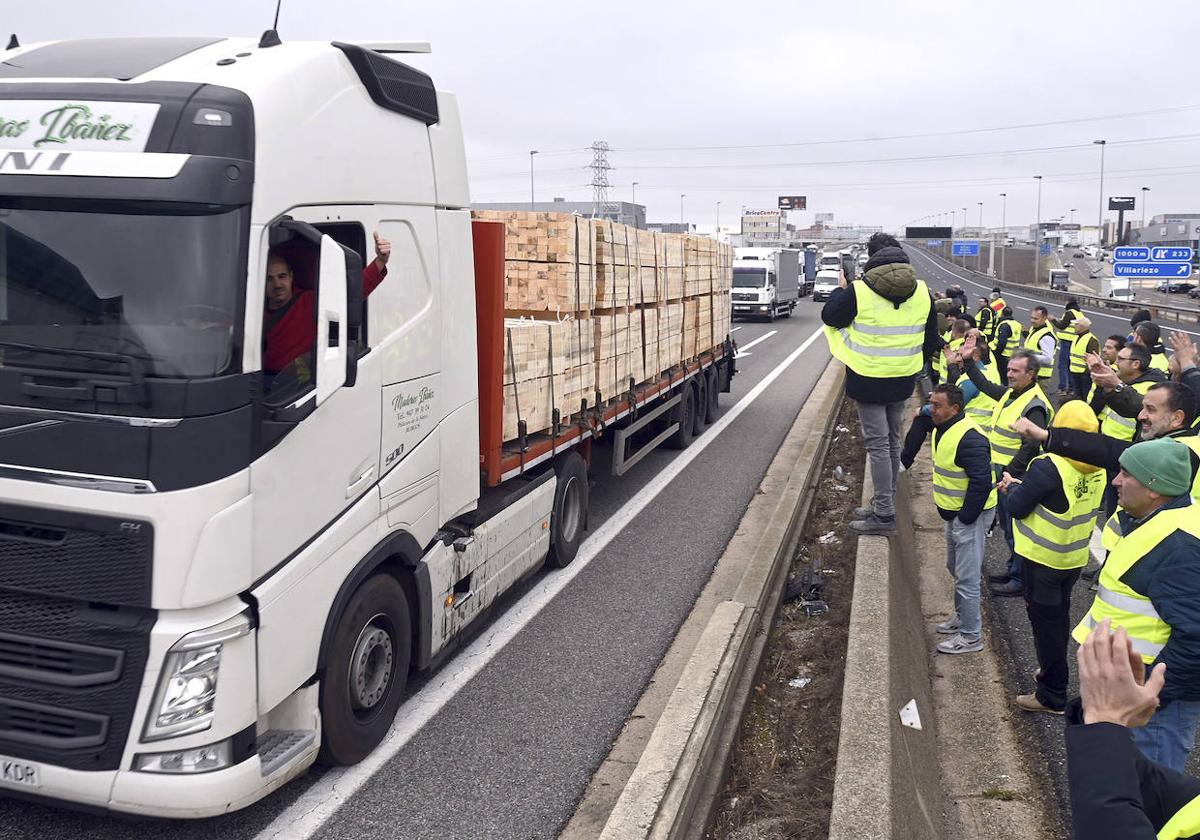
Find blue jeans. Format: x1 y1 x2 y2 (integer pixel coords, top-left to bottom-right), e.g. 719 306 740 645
1133 697 1200 773
946 510 994 638
1056 342 1072 390
993 466 1020 584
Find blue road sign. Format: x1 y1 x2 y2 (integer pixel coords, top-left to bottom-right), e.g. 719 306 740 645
952 241 980 257
1113 262 1193 278
1039 243 1052 256
926 240 943 247
1114 246 1149 262
1151 246 1194 262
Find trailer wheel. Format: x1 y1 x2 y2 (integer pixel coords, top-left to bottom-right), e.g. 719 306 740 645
318 573 411 766
704 367 720 423
692 374 709 435
669 383 697 449
547 452 589 569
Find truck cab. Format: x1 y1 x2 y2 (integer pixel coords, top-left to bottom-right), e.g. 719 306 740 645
1048 268 1070 290
0 35 486 817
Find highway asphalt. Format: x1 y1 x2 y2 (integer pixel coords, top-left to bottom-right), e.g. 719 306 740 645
907 244 1199 837
0 305 832 839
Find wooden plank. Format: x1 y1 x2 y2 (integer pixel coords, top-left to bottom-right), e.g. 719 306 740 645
502 316 594 441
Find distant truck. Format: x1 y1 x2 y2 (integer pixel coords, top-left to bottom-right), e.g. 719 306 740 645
1105 276 1136 301
819 251 843 274
801 247 817 295
1048 268 1070 291
732 248 800 320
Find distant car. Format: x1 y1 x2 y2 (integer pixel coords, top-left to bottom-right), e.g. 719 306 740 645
1063 261 1073 269
1073 251 1085 258
1156 280 1196 294
1190 287 1200 299
1089 269 1101 279
812 269 841 302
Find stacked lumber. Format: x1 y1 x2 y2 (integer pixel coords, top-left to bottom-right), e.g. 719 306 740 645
501 316 593 440
474 209 733 439
472 210 596 313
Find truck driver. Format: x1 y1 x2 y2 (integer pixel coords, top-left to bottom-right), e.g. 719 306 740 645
264 231 391 389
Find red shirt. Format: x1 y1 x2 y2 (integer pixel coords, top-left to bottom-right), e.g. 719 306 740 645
264 261 387 373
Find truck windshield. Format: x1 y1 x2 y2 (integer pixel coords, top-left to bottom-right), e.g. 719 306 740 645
733 267 767 288
0 202 246 378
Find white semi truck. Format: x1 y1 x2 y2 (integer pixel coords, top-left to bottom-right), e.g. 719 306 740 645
0 36 735 817
731 247 799 320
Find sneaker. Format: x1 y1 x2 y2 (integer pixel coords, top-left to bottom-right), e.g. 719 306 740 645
936 633 984 655
935 615 961 635
849 514 898 536
1014 693 1064 715
852 506 872 520
990 580 1025 597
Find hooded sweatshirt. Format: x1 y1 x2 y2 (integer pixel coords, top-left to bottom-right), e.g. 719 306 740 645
820 246 943 404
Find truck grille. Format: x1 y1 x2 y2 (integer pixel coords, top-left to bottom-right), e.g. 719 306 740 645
0 502 153 607
0 588 153 771
732 292 756 301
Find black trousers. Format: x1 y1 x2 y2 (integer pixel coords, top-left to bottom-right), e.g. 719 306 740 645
1022 557 1081 710
1071 372 1092 401
995 354 1010 384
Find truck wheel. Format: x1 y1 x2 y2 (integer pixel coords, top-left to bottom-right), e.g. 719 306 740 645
704 367 720 423
669 383 697 449
692 374 709 435
318 573 411 766
547 452 588 569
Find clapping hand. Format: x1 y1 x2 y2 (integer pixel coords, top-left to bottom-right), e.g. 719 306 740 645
1170 331 1196 371
1078 618 1165 728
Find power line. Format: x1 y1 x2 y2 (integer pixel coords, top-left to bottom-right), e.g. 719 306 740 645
612 134 1200 172
608 105 1200 153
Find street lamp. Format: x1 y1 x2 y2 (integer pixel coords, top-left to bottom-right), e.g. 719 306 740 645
999 192 1007 281
1070 208 1077 225
1141 186 1150 228
977 201 984 270
1034 175 1043 285
632 181 639 205
680 194 686 227
1094 139 1107 246
716 201 721 237
528 150 539 211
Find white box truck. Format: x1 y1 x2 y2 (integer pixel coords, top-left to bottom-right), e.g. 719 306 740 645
1048 268 1070 290
0 36 735 817
731 248 799 320
1104 276 1136 301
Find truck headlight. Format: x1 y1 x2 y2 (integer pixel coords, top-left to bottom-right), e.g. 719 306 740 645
143 611 252 742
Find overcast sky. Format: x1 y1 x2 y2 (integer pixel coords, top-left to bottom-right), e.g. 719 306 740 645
8 1 1200 231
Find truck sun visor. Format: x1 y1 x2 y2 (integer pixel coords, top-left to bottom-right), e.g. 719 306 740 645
332 42 439 125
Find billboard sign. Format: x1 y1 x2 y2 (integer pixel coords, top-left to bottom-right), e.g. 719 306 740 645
1108 196 1136 211
777 195 806 210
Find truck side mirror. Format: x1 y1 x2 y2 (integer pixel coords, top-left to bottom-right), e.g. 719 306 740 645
316 234 348 405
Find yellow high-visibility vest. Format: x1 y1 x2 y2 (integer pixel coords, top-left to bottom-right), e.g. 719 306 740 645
932 415 998 513
1150 352 1171 374
1075 503 1200 663
958 363 1000 432
825 280 932 378
1024 323 1057 380
988 383 1053 468
1012 453 1105 569
1159 792 1200 839
1070 332 1096 374
992 318 1023 358
1055 308 1082 342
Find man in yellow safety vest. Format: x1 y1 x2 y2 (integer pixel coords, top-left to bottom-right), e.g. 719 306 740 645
1068 316 1101 399
1000 401 1107 713
1073 439 1200 772
991 307 1022 383
1024 305 1058 387
1132 320 1172 374
822 234 942 536
1050 297 1083 395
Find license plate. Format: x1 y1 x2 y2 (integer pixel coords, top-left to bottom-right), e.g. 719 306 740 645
0 756 41 789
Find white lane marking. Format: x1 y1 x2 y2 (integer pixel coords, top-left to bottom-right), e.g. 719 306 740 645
734 330 777 358
256 326 830 840
910 249 1200 339
730 326 743 332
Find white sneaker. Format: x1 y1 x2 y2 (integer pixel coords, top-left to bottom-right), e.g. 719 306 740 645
936 633 983 655
935 616 961 635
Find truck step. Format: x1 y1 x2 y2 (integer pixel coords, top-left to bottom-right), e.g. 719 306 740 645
258 729 317 777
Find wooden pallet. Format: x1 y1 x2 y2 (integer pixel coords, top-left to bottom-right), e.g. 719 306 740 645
502 316 593 441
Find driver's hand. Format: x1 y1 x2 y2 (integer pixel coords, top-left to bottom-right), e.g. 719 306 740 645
374 232 392 266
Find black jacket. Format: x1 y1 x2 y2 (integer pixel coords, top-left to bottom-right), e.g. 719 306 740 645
1182 365 1200 405
1089 368 1167 418
1066 703 1200 839
1004 455 1071 520
821 247 942 405
1045 426 1200 482
961 360 1049 477
932 412 993 525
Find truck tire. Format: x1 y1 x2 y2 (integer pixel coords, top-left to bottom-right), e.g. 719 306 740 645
668 383 697 449
546 452 588 569
704 366 720 423
692 374 709 435
318 573 412 766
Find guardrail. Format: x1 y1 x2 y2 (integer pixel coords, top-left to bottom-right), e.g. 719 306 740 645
907 243 1200 328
